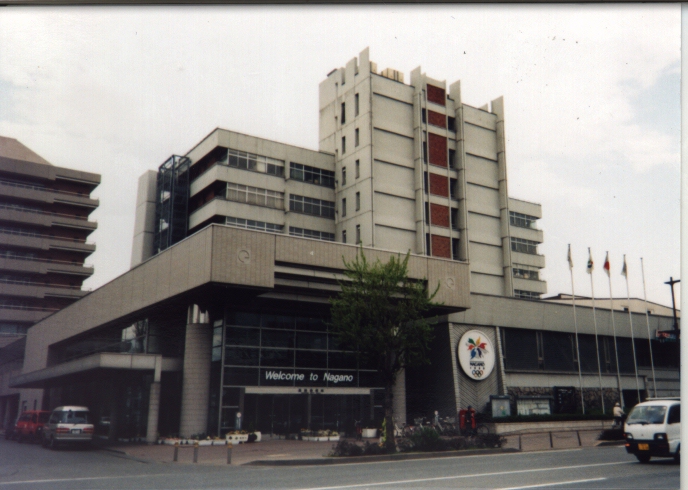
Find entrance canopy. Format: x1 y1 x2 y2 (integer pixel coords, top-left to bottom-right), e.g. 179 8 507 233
10 353 182 389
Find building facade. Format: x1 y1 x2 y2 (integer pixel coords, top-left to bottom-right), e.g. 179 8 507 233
0 136 99 430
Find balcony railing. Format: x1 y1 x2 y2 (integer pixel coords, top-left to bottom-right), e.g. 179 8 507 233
0 277 90 291
0 227 95 245
0 203 96 222
0 179 96 199
0 254 94 268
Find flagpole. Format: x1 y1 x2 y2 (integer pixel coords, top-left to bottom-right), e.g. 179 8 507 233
623 254 642 403
640 258 657 398
569 245 585 414
588 248 605 414
605 252 624 409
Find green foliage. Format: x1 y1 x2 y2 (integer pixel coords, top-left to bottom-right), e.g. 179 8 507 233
409 426 442 451
329 249 439 384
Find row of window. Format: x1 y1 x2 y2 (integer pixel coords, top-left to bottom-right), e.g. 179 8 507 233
341 225 361 245
224 149 285 177
289 195 335 219
225 217 284 233
513 266 540 281
421 109 456 131
341 129 361 154
341 160 361 187
0 323 27 335
289 227 334 242
340 193 361 218
514 290 541 300
226 183 285 210
511 237 539 255
290 163 335 188
510 211 538 230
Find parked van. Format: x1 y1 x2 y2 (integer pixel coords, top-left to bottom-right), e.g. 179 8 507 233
624 398 680 463
41 406 94 449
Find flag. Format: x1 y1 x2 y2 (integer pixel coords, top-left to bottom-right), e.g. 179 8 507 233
603 252 610 277
621 255 628 277
567 244 573 269
586 248 594 274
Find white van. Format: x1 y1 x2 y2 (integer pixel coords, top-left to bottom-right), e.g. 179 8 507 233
624 398 680 463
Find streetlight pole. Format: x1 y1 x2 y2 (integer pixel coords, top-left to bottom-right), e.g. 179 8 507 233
664 277 680 332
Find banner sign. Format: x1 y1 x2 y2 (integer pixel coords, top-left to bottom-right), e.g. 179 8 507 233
457 330 495 380
656 329 678 343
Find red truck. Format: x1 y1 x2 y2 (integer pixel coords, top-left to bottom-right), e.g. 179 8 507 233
9 410 51 443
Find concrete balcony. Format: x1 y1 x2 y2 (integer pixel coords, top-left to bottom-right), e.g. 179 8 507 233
0 232 95 255
508 197 542 219
0 208 97 232
509 225 544 243
0 307 53 324
0 182 98 209
510 251 545 269
0 282 89 300
0 257 94 278
512 277 548 295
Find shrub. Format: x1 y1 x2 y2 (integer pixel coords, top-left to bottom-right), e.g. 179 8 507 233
329 439 364 457
247 433 257 443
409 427 446 452
472 433 505 448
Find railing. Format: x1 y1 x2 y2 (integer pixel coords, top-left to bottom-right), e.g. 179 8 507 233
0 203 96 222
0 254 94 268
0 228 94 245
0 179 96 199
0 277 89 291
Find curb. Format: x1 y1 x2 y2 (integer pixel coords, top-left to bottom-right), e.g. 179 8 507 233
97 446 154 464
245 447 519 466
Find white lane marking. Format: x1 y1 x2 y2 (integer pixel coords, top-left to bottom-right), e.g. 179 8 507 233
496 477 606 490
0 474 172 486
295 461 632 490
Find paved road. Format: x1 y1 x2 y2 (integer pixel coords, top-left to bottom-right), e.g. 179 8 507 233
0 438 678 489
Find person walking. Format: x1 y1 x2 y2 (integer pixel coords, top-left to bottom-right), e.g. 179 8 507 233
613 402 624 428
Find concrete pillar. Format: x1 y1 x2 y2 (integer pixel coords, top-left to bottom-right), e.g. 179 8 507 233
179 311 212 438
146 382 161 443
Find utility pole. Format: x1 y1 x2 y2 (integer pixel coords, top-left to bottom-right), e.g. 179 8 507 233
664 277 680 331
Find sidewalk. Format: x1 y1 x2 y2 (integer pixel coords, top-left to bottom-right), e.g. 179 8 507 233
100 430 618 466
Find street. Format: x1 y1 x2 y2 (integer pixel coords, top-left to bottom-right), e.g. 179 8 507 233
0 438 678 489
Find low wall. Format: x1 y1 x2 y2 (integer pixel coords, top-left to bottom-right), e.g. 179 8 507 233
490 419 613 435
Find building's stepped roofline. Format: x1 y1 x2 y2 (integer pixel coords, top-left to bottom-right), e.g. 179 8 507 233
0 136 52 166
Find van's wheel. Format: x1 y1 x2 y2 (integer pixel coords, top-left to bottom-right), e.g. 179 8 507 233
636 454 651 463
674 447 680 464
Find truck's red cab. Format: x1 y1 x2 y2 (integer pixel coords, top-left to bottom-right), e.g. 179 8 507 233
13 410 51 442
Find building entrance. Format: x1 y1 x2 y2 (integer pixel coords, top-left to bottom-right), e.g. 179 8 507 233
243 393 372 436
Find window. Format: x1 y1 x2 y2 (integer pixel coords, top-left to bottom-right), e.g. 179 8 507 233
511 237 539 255
509 211 538 229
342 198 347 217
515 290 541 300
342 137 346 154
342 167 347 186
355 129 360 147
356 225 361 244
289 195 335 219
421 109 427 123
424 171 429 194
451 208 459 230
355 160 360 178
226 217 283 233
289 163 335 188
289 227 335 242
355 192 360 211
227 149 285 177
450 178 457 199
449 149 456 169
342 230 347 243
226 183 284 209
513 265 540 281
341 102 346 124
447 116 456 132
452 238 460 260
355 93 359 116
423 141 428 163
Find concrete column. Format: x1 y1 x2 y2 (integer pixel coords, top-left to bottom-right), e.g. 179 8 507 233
179 319 212 437
146 382 161 443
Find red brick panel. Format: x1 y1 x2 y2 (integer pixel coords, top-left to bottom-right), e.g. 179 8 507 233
429 173 449 197
427 85 446 106
430 204 449 227
428 133 447 167
431 235 451 258
428 110 446 128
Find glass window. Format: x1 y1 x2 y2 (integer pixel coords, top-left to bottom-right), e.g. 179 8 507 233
289 163 335 188
226 149 284 177
342 230 347 244
511 237 539 255
260 349 294 368
289 227 334 242
261 329 295 348
225 326 260 346
514 290 541 300
342 198 347 217
355 192 360 211
342 167 347 186
328 351 358 370
227 312 261 327
513 266 540 281
224 367 258 385
341 102 346 124
509 211 538 229
355 94 359 116
342 137 346 154
263 315 294 330
226 184 284 210
355 225 361 244
295 332 327 350
295 350 328 368
289 195 335 219
355 129 360 147
224 347 260 366
355 160 360 178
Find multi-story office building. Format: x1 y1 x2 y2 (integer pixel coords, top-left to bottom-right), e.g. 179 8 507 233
0 136 99 428
132 48 546 300
10 50 677 442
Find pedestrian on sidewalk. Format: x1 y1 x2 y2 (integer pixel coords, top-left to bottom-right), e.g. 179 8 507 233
613 403 624 428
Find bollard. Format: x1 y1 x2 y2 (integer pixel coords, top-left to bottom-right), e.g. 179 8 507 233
549 431 553 448
193 442 199 463
227 442 233 464
173 442 179 462
518 434 522 451
577 430 582 447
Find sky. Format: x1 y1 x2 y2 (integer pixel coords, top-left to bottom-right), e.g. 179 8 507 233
0 5 680 308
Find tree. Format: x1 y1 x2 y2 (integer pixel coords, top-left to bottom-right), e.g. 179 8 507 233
329 249 439 451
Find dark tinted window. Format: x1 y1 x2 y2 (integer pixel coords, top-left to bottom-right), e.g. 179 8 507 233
668 404 681 424
59 411 90 424
224 347 259 366
503 328 538 370
225 327 260 346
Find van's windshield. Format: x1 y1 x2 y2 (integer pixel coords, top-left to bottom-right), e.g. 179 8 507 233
626 405 667 425
57 411 90 424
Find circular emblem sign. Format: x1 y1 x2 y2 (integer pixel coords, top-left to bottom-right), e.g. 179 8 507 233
457 330 495 381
